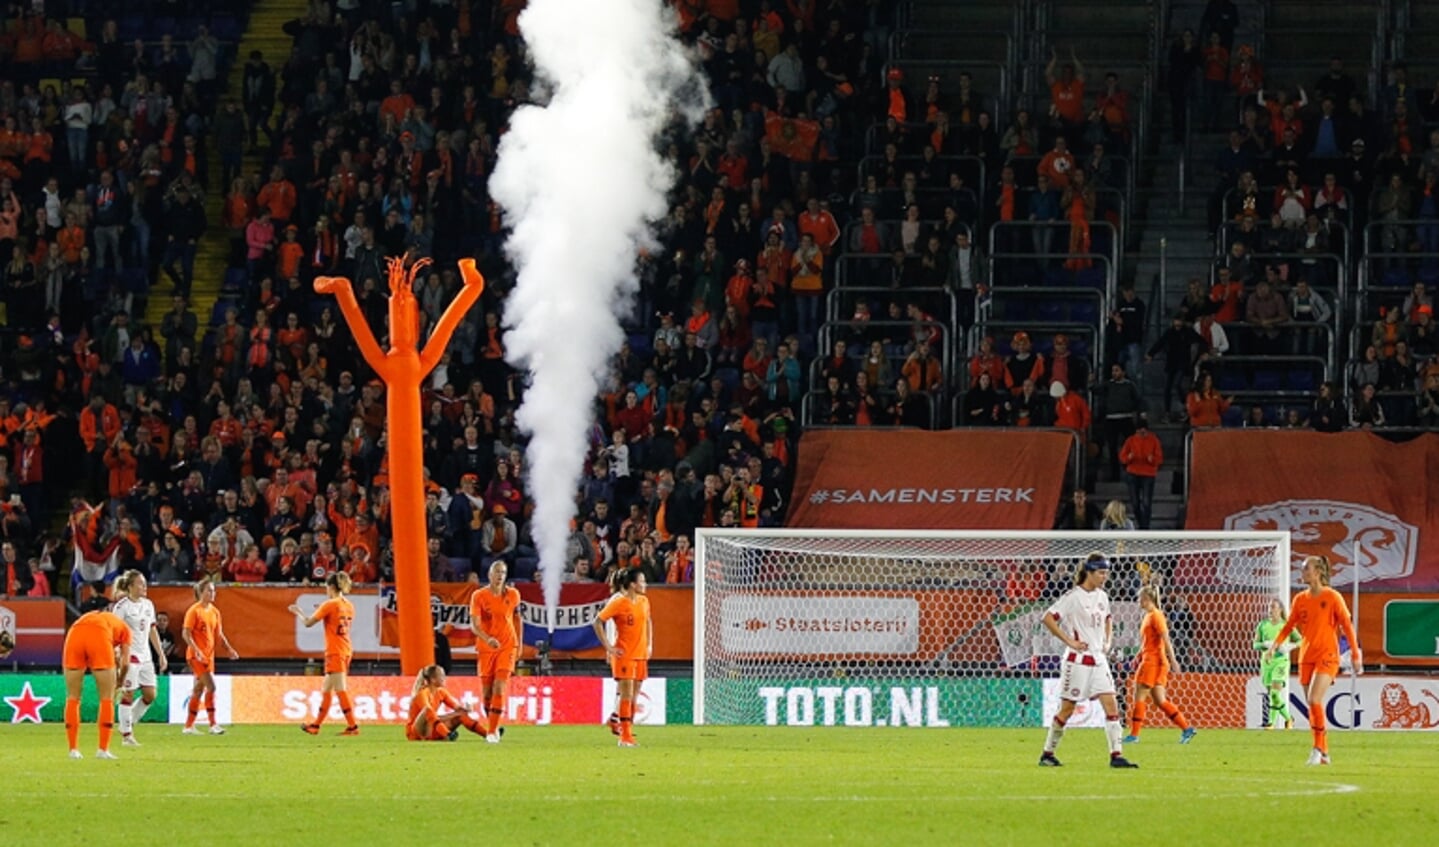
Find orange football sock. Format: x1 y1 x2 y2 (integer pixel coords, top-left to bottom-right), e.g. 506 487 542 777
488 695 504 734
337 691 356 727
98 699 114 751
185 698 199 729
1160 700 1190 730
618 699 635 741
458 712 483 734
65 698 81 750
1129 701 1147 736
1311 703 1327 753
204 692 217 726
316 691 334 726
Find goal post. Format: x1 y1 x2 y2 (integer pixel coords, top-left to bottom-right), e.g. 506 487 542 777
693 529 1291 729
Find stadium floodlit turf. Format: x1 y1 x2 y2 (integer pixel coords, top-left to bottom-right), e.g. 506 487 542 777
3 725 1434 844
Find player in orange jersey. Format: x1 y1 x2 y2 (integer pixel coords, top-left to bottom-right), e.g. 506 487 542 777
469 561 522 743
181 578 239 735
593 568 652 747
1124 585 1196 744
62 597 132 759
1265 555 1362 765
290 571 360 736
405 664 484 741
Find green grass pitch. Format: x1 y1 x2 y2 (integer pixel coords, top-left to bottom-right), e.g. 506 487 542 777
3 724 1434 845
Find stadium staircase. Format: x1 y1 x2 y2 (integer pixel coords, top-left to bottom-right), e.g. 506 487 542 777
142 0 301 327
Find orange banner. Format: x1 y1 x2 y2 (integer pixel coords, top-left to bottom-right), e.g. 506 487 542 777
148 584 695 661
785 429 1073 529
1187 431 1439 590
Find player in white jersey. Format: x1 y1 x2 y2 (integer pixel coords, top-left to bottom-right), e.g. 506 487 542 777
1038 553 1138 769
112 571 168 745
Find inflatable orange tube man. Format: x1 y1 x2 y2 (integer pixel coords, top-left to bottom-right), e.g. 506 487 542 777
315 257 485 674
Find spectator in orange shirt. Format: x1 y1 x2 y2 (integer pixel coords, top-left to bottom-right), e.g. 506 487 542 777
1046 47 1087 143
276 225 303 280
256 165 297 225
1119 414 1163 529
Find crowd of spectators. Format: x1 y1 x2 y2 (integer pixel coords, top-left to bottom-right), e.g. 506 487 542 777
1167 9 1439 432
0 0 922 596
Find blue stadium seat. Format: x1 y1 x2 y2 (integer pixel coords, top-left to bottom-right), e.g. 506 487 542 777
1221 406 1244 427
1068 338 1090 359
447 557 472 578
1381 268 1409 286
1037 300 1064 321
627 333 652 358
120 268 149 294
222 267 249 294
999 300 1032 321
1071 302 1099 326
1287 370 1316 391
1042 268 1070 287
1074 267 1106 290
512 557 539 582
209 299 235 326
212 15 242 41
1252 370 1283 391
1216 370 1246 392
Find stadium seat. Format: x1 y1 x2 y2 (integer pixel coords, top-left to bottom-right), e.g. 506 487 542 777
1287 370 1316 392
120 268 149 294
1221 406 1244 427
1381 268 1409 286
1071 302 1099 326
1074 267 1106 290
512 557 539 582
1037 300 1064 322
1216 371 1247 392
1252 370 1283 391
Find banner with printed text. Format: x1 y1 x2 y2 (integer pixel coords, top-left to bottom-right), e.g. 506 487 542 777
786 430 1073 529
144 584 694 662
177 675 671 726
1187 431 1439 590
1244 675 1439 730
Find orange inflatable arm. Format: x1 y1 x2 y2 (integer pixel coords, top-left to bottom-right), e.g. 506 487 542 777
314 275 388 375
419 258 486 376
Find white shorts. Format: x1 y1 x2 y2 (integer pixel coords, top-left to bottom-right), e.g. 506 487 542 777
1058 656 1116 702
122 657 157 691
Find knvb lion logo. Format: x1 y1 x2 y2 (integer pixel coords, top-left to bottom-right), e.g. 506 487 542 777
1223 500 1419 586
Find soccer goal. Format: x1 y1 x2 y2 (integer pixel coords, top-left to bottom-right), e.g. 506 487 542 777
693 529 1291 729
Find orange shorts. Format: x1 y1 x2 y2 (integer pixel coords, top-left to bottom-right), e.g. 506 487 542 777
405 719 451 741
324 653 352 675
188 657 213 676
633 660 649 682
611 658 641 681
62 635 114 671
1134 657 1168 689
477 649 516 681
1299 658 1340 686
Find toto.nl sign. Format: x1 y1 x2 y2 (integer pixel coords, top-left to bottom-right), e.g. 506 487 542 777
719 596 921 655
1244 675 1439 730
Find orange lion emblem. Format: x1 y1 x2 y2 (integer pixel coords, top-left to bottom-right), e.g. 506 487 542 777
1373 683 1439 729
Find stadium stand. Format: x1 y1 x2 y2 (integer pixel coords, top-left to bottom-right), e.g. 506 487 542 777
1 0 1436 605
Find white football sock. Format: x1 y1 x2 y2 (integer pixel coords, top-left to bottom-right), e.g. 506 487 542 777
1105 719 1124 755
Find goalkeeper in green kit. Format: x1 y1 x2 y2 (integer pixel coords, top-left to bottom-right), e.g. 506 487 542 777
1254 598 1302 729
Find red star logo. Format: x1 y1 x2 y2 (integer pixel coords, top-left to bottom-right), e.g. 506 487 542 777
4 681 52 724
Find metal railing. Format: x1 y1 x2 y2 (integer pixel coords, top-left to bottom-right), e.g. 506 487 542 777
825 286 959 330
987 219 1121 293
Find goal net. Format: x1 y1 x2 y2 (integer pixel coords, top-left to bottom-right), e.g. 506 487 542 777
694 529 1290 729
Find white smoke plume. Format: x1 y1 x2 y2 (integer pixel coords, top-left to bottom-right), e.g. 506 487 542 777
490 0 707 628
